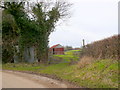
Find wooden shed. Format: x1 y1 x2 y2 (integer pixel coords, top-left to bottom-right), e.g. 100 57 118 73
49 44 64 55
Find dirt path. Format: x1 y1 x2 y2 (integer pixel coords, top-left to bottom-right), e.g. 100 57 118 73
2 70 70 88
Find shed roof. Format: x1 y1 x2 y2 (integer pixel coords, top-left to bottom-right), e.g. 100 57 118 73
50 44 60 49
50 44 64 49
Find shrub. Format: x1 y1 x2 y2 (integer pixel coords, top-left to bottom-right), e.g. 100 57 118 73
82 35 119 60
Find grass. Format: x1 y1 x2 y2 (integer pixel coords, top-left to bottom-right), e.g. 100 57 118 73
3 63 45 72
2 59 119 88
53 55 79 62
77 56 94 68
65 50 81 55
76 59 118 88
52 50 80 63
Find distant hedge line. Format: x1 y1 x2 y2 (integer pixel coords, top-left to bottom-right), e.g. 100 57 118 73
82 35 120 60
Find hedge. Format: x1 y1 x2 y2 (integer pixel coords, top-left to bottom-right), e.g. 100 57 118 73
82 35 120 60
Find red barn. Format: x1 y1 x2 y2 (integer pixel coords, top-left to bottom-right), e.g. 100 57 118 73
49 44 64 55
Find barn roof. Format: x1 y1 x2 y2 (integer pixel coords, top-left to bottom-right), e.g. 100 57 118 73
50 44 60 49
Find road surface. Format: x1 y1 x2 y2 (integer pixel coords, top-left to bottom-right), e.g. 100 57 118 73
1 70 70 88
0 70 2 89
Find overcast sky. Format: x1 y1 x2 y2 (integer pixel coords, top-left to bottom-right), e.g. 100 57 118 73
49 0 118 48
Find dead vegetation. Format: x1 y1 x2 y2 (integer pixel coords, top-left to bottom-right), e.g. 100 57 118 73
77 56 95 68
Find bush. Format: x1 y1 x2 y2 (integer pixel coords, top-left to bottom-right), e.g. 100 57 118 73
82 35 119 60
2 49 14 63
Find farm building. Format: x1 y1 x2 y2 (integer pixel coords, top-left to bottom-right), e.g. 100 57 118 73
49 44 64 55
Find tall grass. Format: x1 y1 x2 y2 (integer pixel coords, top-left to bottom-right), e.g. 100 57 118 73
77 56 95 68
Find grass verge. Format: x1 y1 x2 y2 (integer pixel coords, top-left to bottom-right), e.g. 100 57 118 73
2 59 118 88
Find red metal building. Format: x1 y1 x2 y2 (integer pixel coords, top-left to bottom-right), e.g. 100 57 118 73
49 44 64 55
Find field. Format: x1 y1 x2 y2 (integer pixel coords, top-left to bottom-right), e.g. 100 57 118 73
49 50 80 63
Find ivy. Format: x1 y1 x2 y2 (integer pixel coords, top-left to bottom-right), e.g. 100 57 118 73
1 1 71 63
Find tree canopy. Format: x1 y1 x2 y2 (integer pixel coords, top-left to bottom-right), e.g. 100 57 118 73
1 1 71 63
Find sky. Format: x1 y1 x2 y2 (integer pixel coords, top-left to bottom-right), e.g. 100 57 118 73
49 0 119 48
